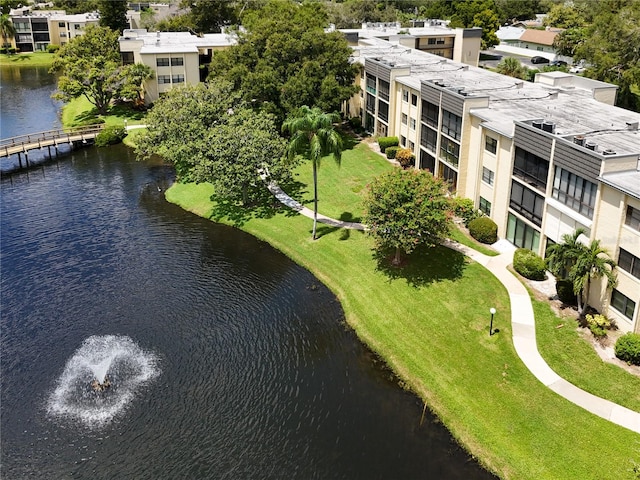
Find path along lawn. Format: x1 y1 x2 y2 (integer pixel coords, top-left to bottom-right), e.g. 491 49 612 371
165 142 640 480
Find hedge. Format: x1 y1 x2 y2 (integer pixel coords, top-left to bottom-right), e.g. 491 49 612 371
513 248 547 281
95 126 127 147
378 136 399 153
614 333 640 365
385 146 400 159
468 217 497 244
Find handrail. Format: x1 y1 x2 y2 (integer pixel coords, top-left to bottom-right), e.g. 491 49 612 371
0 125 106 148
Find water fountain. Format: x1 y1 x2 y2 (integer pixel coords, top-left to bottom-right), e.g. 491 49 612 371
47 335 160 427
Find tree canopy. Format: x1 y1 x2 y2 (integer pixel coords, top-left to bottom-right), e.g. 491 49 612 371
50 25 122 114
136 82 291 206
207 0 360 123
495 57 526 80
98 0 128 33
363 169 452 265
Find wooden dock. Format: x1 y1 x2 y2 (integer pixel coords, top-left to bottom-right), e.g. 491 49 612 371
0 125 105 163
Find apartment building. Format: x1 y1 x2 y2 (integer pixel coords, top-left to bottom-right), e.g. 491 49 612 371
349 36 640 333
8 9 100 52
119 29 235 103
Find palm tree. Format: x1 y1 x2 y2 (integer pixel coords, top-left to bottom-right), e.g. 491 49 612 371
496 57 526 79
546 228 587 278
570 239 617 316
0 14 16 48
282 106 343 240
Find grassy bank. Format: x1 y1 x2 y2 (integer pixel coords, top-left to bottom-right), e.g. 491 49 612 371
0 52 55 68
163 145 640 479
62 96 146 129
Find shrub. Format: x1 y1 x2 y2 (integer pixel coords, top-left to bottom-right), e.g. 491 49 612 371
468 217 497 244
349 116 361 129
95 125 127 147
385 146 400 159
513 248 547 280
8 47 19 54
46 44 60 53
452 197 482 226
586 313 611 338
395 148 415 168
377 136 399 153
614 333 640 365
555 278 576 305
0 47 7 54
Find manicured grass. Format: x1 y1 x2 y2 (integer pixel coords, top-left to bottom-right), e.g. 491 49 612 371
290 138 391 222
165 166 640 479
535 297 640 412
0 52 55 68
122 127 147 149
448 226 499 256
62 96 146 129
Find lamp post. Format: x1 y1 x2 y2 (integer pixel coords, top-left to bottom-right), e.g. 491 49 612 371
489 307 496 336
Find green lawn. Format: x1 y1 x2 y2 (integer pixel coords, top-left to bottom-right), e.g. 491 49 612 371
0 52 55 68
62 96 147 129
164 141 640 479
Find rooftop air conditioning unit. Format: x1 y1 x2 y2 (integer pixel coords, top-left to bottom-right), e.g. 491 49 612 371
573 135 585 146
532 120 543 129
542 121 555 133
585 141 597 151
602 149 616 155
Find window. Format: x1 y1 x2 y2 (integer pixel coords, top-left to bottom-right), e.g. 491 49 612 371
60 32 67 37
171 57 184 66
378 79 389 101
121 51 134 65
510 181 544 226
428 38 436 45
411 94 417 106
441 109 461 140
400 136 406 147
611 289 636 320
420 151 435 172
421 100 438 128
507 213 540 251
408 140 414 151
74 24 81 29
438 163 457 191
59 22 65 27
420 126 437 152
513 147 549 190
482 167 494 186
377 100 389 122
156 57 169 67
618 249 640 280
409 118 416 130
401 113 407 125
366 93 375 113
485 136 497 154
552 167 597 218
157 75 171 84
366 75 376 95
14 22 29 32
479 197 491 215
172 74 185 83
626 205 640 231
439 137 459 167
402 90 409 102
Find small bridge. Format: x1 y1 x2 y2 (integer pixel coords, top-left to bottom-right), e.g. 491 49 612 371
0 125 105 165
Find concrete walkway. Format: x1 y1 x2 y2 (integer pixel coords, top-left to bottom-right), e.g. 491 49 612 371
265 177 640 434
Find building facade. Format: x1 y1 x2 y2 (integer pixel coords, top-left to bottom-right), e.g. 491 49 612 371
348 37 640 333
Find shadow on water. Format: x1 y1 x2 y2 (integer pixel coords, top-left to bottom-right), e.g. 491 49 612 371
373 244 467 288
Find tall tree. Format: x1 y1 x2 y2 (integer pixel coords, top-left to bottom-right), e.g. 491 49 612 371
496 57 527 79
207 0 359 124
363 169 452 266
99 0 129 33
119 62 154 106
282 106 343 240
570 240 617 316
180 0 239 33
50 25 122 114
0 13 15 47
52 0 98 15
546 228 587 279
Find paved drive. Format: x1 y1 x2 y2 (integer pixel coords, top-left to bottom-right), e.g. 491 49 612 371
265 176 640 434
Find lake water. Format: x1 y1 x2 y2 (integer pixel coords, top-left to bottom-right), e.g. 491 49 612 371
0 66 496 479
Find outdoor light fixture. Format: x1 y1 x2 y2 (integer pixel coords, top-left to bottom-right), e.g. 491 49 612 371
489 308 496 336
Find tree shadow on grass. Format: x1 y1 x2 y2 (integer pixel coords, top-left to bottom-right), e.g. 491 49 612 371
71 103 146 126
373 244 468 288
314 211 365 241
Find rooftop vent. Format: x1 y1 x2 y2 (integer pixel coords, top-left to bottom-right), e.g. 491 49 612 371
573 135 585 146
585 141 597 151
602 149 616 155
532 120 543 129
627 121 639 131
542 121 555 133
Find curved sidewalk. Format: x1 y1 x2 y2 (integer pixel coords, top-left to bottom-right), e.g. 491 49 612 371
266 179 640 434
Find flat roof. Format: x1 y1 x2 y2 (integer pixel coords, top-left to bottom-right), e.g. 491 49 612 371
600 170 640 200
122 30 236 54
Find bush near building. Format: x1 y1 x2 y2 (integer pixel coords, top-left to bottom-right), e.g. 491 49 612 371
614 333 640 365
452 197 481 226
468 216 497 244
555 278 577 305
377 136 399 152
513 248 547 281
395 148 415 168
585 313 611 339
385 146 400 159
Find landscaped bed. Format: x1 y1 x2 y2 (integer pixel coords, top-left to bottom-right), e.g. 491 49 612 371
164 141 640 480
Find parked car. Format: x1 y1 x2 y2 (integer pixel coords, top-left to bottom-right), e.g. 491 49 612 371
570 64 586 74
550 60 568 67
531 56 550 64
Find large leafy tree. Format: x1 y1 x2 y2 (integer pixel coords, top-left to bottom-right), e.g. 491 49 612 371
282 106 343 240
119 63 154 105
0 13 15 46
363 169 452 266
98 0 129 33
208 0 359 123
50 25 123 114
496 57 526 79
180 0 240 33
